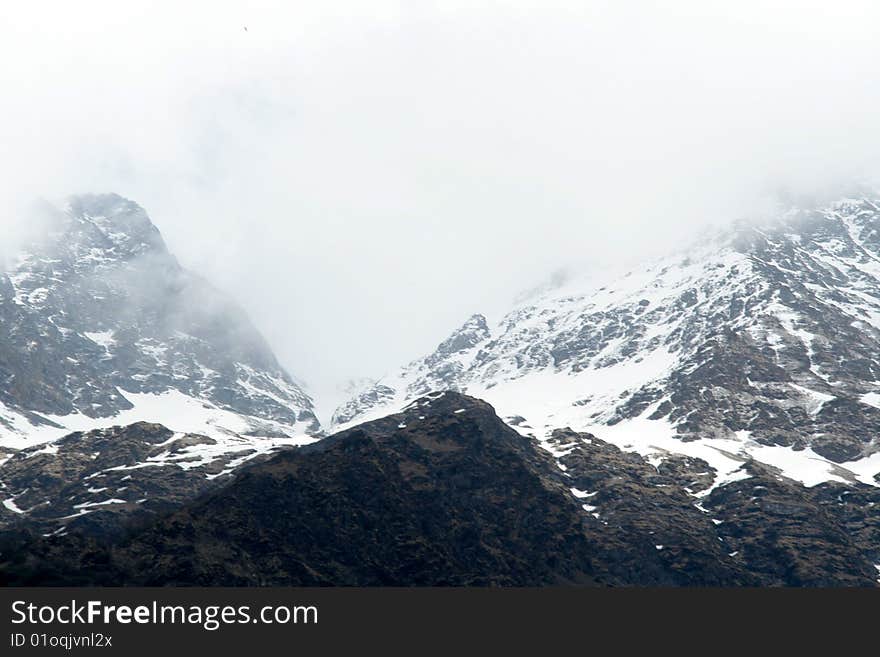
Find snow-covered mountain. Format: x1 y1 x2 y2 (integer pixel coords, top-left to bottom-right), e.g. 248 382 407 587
0 195 319 495
334 196 880 492
5 192 880 584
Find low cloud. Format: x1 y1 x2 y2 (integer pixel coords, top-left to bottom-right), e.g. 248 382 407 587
3 1 880 394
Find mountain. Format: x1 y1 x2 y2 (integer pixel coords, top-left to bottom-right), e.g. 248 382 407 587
544 425 880 586
0 421 309 537
0 393 601 585
3 392 876 586
6 192 880 586
0 194 319 533
334 196 880 496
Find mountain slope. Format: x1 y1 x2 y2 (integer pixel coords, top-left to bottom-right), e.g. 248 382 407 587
3 392 876 586
0 421 308 537
0 193 318 447
1 393 604 586
335 197 880 491
0 194 319 531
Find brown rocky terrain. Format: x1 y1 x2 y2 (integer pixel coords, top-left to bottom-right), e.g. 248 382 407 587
2 393 877 586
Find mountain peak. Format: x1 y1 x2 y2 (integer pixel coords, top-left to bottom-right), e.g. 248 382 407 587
67 192 144 216
333 194 880 491
430 313 490 361
1 194 319 450
62 193 167 259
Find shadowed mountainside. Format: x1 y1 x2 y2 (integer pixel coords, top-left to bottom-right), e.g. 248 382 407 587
3 392 877 586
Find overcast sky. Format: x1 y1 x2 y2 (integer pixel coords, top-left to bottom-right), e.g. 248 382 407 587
3 1 880 403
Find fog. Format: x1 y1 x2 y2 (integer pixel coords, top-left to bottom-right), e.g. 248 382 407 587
3 1 880 402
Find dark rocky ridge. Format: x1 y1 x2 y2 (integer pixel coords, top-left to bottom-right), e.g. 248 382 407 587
2 393 877 586
0 393 601 585
546 428 880 586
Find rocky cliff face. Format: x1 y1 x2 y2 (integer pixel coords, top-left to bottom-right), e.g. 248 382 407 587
0 193 318 442
544 427 880 586
0 194 319 531
334 197 880 492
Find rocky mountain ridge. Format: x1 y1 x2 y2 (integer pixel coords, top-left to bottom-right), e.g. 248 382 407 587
5 192 880 585
0 193 318 445
0 194 319 530
334 197 880 495
3 393 876 586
